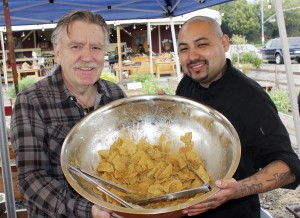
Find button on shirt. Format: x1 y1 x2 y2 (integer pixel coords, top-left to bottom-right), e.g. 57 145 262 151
10 66 126 218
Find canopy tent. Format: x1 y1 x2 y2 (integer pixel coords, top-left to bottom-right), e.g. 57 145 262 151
0 0 230 26
0 1 300 218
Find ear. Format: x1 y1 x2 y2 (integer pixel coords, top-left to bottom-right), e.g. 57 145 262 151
53 45 61 65
221 34 230 52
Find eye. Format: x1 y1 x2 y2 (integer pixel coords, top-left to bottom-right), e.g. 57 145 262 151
92 46 102 51
179 47 188 53
197 42 208 48
71 45 81 49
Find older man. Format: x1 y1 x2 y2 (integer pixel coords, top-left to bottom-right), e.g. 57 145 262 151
11 10 126 218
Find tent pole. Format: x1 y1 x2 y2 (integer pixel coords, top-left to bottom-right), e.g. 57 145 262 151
275 0 300 154
1 1 18 217
34 30 36 48
116 25 122 82
1 31 8 88
0 82 17 218
147 22 153 75
158 26 161 54
169 17 181 82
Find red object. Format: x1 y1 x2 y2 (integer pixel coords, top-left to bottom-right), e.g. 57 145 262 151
4 105 12 116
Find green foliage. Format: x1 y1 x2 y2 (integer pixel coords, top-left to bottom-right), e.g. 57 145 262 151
213 0 300 43
283 0 300 37
129 73 153 83
232 52 263 68
7 76 36 98
129 72 174 94
141 79 174 95
267 89 292 114
213 0 261 42
231 34 247 45
100 72 116 83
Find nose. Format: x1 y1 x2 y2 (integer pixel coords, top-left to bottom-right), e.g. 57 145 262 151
188 47 199 61
80 47 93 62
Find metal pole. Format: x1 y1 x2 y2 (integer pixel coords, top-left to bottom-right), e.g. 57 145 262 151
169 17 181 83
1 0 17 217
275 0 300 154
158 26 161 54
0 76 17 218
116 25 122 82
0 31 8 88
147 22 153 75
261 0 265 46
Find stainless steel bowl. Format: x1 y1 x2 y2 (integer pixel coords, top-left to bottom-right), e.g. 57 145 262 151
61 95 241 218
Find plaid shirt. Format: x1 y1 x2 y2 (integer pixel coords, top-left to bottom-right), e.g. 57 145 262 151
10 66 126 218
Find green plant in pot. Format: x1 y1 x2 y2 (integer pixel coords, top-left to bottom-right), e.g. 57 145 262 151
7 76 37 105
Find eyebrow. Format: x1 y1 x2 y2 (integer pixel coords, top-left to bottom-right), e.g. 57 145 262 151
178 36 208 47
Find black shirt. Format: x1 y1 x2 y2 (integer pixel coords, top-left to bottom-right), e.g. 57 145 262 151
176 60 300 218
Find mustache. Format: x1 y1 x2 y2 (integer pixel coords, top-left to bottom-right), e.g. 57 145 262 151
73 62 98 69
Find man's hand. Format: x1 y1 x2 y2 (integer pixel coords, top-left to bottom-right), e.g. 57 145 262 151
92 205 112 218
157 89 166 95
182 178 240 216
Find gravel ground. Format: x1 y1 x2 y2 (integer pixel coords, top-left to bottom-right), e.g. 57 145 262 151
260 142 300 218
260 186 300 218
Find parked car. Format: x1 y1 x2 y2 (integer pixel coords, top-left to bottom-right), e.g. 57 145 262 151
226 44 262 59
261 37 300 64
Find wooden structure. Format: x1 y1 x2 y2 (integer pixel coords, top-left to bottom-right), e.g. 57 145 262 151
113 60 177 79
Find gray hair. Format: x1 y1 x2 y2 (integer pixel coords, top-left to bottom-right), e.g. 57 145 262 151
51 10 109 50
183 16 223 37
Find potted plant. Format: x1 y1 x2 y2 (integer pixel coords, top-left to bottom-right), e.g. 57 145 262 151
7 76 37 105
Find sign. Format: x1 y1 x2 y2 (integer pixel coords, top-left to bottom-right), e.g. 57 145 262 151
127 82 142 90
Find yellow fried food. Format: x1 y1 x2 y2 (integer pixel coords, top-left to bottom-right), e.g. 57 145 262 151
96 132 211 208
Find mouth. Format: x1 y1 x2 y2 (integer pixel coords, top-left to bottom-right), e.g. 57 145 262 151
77 67 94 71
188 61 207 72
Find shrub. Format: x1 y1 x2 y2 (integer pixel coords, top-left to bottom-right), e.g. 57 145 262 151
141 79 174 94
232 52 263 68
7 76 36 98
267 89 292 114
100 72 116 83
128 72 174 94
129 73 153 83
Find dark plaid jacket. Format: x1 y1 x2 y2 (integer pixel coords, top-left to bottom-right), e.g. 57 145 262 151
10 66 126 218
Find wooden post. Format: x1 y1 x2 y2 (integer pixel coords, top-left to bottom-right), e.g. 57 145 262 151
274 65 279 89
3 0 18 94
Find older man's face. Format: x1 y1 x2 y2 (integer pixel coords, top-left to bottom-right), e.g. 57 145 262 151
54 20 106 88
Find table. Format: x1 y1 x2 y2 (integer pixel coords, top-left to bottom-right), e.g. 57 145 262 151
113 65 141 79
6 68 40 80
154 62 176 78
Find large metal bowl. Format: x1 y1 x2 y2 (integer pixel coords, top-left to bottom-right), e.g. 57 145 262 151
61 95 240 218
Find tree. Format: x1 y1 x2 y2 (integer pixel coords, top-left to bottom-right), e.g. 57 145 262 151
212 0 261 43
212 0 300 44
260 0 300 41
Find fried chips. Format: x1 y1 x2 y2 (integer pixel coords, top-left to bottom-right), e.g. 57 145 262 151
95 132 211 208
